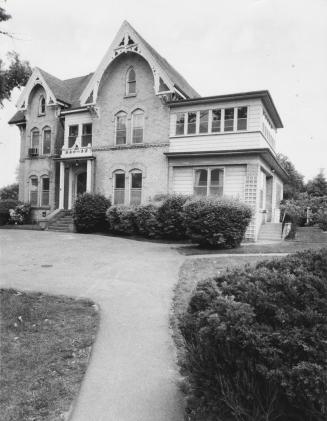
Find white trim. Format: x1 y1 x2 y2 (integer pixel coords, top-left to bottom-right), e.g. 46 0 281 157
79 21 177 105
60 108 88 115
193 166 225 197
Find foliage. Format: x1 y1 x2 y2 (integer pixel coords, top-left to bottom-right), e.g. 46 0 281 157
73 193 110 233
0 4 32 105
134 204 162 238
8 203 30 224
0 199 19 225
317 211 327 231
0 183 18 200
277 153 305 199
183 197 252 248
157 194 190 240
106 205 137 235
306 170 327 197
180 248 327 421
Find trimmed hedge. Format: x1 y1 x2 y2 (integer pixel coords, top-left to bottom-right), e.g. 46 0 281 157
183 197 252 248
106 205 137 235
73 193 111 233
134 204 162 238
0 199 20 225
157 194 190 240
180 248 327 421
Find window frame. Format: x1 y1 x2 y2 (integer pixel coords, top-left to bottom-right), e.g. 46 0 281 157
126 67 136 96
39 96 46 116
131 109 144 144
193 167 224 197
41 176 50 206
115 112 127 145
68 125 79 148
30 128 40 151
113 171 126 204
81 123 92 147
129 170 143 205
29 176 39 206
42 127 51 155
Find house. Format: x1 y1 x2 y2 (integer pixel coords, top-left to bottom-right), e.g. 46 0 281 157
8 21 287 241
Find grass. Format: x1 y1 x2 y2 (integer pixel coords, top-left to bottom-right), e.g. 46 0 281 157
0 289 99 421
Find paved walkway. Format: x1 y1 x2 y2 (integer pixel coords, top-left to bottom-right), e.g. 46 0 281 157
0 230 185 421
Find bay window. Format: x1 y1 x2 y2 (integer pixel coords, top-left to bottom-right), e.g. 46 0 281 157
199 110 209 133
211 109 221 132
82 123 92 147
237 107 247 130
68 125 78 148
175 113 185 135
224 108 234 131
187 112 196 134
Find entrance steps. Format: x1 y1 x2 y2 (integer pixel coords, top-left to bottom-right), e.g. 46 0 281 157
47 211 75 233
258 223 283 241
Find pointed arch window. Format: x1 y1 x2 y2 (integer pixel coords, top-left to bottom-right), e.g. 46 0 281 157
115 112 127 145
39 96 46 115
126 67 136 96
31 128 40 150
132 109 144 144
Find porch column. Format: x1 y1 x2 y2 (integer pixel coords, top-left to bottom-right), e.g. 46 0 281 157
68 166 74 209
86 159 93 193
59 161 65 209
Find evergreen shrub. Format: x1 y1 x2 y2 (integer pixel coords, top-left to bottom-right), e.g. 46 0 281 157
73 193 111 233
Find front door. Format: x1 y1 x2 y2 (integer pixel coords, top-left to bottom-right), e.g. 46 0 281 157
76 172 87 196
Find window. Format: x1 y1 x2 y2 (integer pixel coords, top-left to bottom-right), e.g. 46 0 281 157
126 67 136 95
130 172 142 205
114 172 125 204
115 113 127 145
187 112 197 134
41 177 50 206
132 110 144 144
42 128 51 154
259 171 266 209
31 129 40 150
39 96 46 115
194 168 223 197
199 110 209 133
237 107 247 130
82 123 92 147
175 113 185 135
29 177 38 206
224 108 234 131
212 109 221 133
68 125 78 148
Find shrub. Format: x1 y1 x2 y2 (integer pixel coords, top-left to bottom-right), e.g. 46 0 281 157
317 211 327 231
73 193 110 233
183 197 252 248
106 205 137 235
0 199 19 225
9 203 31 224
134 204 162 238
180 248 327 421
0 183 19 200
157 194 190 240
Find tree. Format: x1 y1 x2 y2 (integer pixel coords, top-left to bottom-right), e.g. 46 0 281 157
306 170 327 197
277 153 305 199
0 183 19 200
0 4 32 106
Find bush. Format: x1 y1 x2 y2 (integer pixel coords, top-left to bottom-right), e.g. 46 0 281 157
134 204 162 238
106 205 137 235
0 183 19 200
180 248 327 421
317 211 327 231
73 193 110 233
0 199 20 225
9 203 31 224
183 197 252 248
157 194 190 240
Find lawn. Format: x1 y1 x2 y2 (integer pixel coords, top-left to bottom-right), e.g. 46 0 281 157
0 289 99 421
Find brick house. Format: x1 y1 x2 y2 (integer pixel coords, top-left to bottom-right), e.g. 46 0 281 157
9 21 287 241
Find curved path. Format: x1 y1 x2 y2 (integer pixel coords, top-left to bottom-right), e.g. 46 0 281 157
0 230 185 421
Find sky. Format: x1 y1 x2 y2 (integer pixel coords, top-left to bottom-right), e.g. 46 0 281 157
0 0 326 187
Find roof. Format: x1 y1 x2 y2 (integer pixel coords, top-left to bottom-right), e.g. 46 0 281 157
132 26 200 98
8 110 26 125
168 90 283 128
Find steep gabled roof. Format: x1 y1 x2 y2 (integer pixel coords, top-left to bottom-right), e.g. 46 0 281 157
8 110 26 125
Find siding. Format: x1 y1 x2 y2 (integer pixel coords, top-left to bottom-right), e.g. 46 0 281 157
172 165 246 199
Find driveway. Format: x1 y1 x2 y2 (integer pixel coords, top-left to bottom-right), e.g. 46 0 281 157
0 230 185 421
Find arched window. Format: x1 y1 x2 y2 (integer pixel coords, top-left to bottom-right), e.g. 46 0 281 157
130 170 142 205
113 171 125 204
39 96 46 115
42 127 51 155
41 176 50 206
126 67 136 95
131 109 144 144
31 128 40 151
115 112 127 145
29 176 38 206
